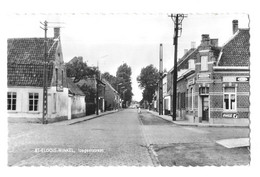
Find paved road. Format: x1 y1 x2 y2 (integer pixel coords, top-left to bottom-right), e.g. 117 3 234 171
8 109 249 166
8 109 153 166
139 110 250 166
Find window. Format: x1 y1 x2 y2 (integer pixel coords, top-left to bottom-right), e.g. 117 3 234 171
189 87 194 110
61 70 64 86
55 68 58 86
223 87 236 111
201 56 208 71
199 87 209 95
53 93 56 113
29 93 39 111
7 92 16 110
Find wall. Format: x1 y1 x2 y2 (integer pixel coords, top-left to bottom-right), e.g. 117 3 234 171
71 95 86 118
8 86 69 123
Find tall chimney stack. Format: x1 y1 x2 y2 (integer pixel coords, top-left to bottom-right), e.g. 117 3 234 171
201 34 210 46
191 41 196 49
54 27 60 39
232 20 238 34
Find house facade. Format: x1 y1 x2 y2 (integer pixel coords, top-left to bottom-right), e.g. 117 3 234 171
67 78 86 119
7 28 70 123
103 79 120 111
76 77 106 114
170 20 250 126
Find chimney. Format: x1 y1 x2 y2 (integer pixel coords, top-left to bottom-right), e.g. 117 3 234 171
191 41 196 49
210 39 218 47
232 20 238 34
201 34 210 46
54 27 60 39
184 49 188 54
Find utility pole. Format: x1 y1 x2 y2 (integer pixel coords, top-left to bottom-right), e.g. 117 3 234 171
169 14 187 121
159 44 163 115
96 75 99 115
40 21 48 124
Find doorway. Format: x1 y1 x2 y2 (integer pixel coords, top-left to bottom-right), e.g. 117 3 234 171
202 96 209 121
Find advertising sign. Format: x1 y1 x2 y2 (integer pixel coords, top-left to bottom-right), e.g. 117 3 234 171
236 77 249 82
222 113 238 118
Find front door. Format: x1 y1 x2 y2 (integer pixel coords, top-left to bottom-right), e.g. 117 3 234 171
202 96 209 121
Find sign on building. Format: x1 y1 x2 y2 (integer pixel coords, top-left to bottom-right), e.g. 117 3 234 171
222 113 238 118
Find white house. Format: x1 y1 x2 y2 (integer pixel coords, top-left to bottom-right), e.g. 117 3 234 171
7 28 70 123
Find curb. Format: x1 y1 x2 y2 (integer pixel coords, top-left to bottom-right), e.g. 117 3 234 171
52 110 119 126
69 111 117 125
147 110 249 128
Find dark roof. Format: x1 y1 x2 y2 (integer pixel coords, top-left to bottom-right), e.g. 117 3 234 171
7 38 58 87
218 29 250 66
67 78 85 96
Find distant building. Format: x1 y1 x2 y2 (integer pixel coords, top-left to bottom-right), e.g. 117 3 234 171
7 28 70 123
103 79 120 111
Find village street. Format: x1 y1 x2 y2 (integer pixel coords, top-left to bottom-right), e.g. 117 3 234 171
8 109 249 166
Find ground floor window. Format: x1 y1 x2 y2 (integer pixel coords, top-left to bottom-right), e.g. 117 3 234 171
223 87 236 111
29 93 39 111
7 92 16 110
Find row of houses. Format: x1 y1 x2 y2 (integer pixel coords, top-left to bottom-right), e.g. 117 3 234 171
7 28 121 123
153 20 250 126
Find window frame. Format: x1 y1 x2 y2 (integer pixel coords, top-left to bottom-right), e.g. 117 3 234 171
28 92 39 112
223 87 237 112
7 92 17 111
200 56 208 71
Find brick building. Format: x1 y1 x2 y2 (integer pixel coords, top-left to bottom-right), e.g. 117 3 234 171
103 79 120 111
170 20 250 126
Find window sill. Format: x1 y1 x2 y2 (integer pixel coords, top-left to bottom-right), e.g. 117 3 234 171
27 111 40 114
8 111 18 113
223 110 237 113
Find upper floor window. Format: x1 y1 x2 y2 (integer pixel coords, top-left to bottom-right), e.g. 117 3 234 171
201 56 208 71
29 93 39 111
55 68 58 86
7 92 16 110
223 87 236 111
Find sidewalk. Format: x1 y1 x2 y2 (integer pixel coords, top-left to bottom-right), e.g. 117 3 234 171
147 110 249 128
52 109 119 126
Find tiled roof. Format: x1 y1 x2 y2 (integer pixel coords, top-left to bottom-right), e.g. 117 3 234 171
67 78 85 96
7 38 58 87
218 29 250 66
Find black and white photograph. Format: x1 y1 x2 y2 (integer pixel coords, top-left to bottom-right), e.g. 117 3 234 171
1 0 260 176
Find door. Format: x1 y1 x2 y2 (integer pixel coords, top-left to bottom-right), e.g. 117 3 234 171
202 96 209 121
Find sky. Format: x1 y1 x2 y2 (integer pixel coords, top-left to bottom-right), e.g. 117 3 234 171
5 13 249 101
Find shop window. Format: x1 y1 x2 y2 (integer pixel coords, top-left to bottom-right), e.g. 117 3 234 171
7 92 16 110
223 87 236 111
29 93 39 111
201 56 208 71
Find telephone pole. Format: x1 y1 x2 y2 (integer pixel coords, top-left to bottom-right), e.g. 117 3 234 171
169 14 187 121
159 44 163 115
40 21 48 124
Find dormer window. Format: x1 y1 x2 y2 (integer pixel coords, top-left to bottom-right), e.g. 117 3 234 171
201 56 208 71
188 59 195 69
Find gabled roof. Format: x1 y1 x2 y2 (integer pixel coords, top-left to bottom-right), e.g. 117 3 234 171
169 48 198 73
67 78 85 96
7 38 58 87
102 79 119 94
218 29 250 67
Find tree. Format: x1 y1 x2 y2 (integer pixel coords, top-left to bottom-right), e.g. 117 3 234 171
101 72 117 90
66 56 100 83
137 64 159 104
116 63 133 105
